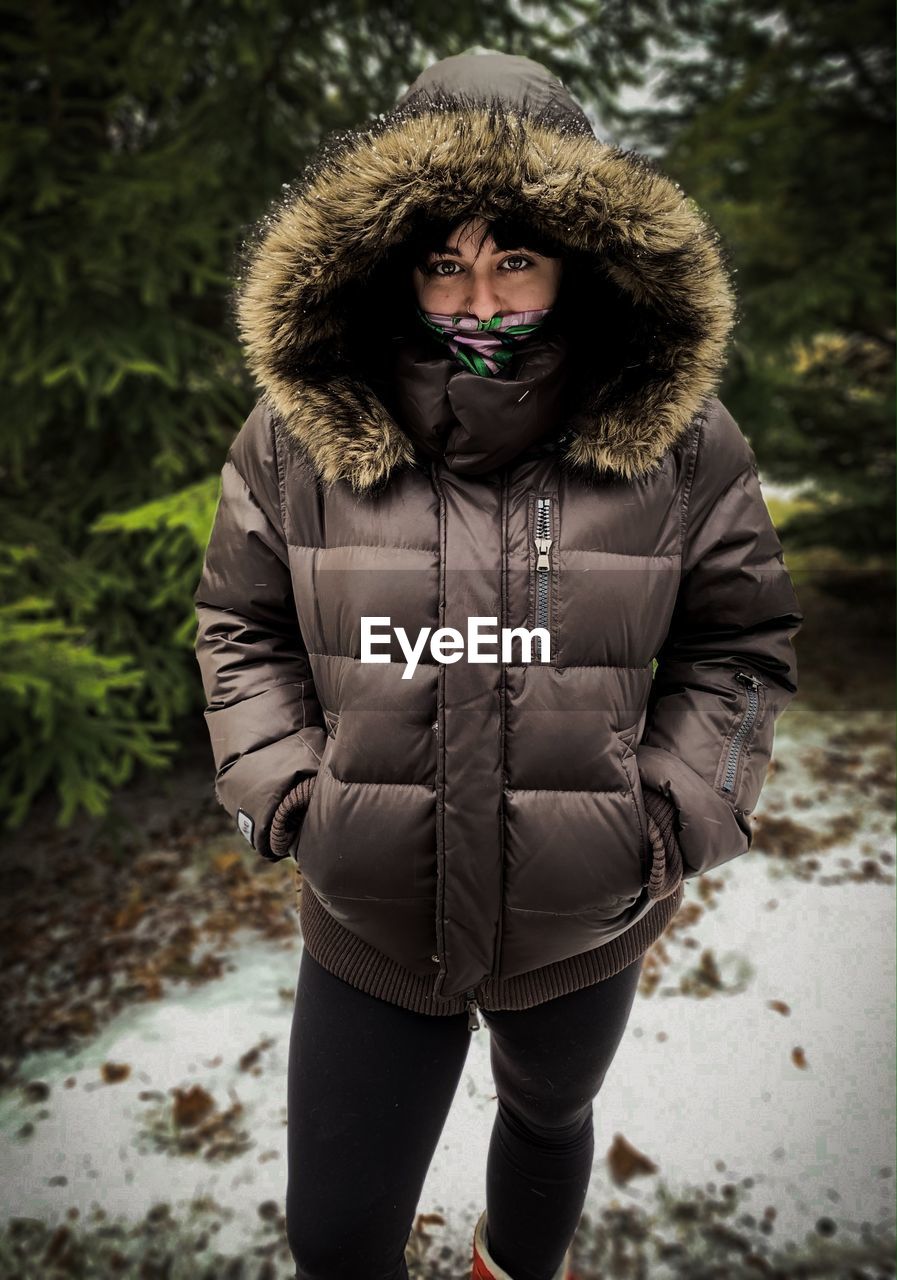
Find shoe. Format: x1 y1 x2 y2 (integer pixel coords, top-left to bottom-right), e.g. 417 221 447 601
470 1209 576 1280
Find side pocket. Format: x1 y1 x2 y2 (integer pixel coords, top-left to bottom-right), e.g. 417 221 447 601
644 801 684 900
289 722 340 874
269 774 318 860
616 723 651 891
714 670 766 798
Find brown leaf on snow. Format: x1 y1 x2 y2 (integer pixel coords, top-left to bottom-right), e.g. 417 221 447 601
42 1223 73 1264
750 812 819 858
100 1061 131 1084
139 1085 251 1161
678 948 753 999
414 1213 445 1228
405 1211 448 1266
607 1132 658 1185
238 1036 275 1073
768 1000 791 1015
173 1083 215 1128
22 1080 50 1103
792 1046 809 1069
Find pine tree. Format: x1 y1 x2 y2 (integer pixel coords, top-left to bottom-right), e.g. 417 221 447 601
0 1 654 830
619 0 895 561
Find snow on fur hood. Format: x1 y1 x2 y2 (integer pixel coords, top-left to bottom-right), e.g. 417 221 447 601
233 50 737 493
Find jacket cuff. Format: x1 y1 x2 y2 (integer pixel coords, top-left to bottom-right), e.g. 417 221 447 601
268 775 318 859
642 787 685 898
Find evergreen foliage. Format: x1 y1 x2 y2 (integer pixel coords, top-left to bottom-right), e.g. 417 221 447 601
619 0 895 558
1 1 888 831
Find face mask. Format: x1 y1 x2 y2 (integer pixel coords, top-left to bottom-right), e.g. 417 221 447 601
416 306 552 376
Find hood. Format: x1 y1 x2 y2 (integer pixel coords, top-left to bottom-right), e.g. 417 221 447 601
234 50 737 494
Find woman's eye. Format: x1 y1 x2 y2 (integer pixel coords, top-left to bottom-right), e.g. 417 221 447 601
424 256 532 277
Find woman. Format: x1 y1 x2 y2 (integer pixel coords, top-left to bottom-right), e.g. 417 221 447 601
193 50 802 1280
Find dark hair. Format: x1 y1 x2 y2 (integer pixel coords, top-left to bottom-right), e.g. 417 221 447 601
401 212 567 273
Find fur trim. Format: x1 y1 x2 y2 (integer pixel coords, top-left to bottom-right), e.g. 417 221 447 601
234 98 736 494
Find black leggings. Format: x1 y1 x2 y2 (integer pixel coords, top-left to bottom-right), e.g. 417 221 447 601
286 946 644 1280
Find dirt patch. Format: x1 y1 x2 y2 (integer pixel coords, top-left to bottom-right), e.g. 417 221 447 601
0 1178 892 1278
0 742 301 1090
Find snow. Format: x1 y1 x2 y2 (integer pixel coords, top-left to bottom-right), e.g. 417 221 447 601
1 707 893 1271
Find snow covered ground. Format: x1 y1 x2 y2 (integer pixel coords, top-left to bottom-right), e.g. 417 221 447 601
1 702 893 1276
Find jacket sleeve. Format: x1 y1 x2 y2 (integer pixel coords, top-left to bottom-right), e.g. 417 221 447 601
636 399 803 881
193 399 327 862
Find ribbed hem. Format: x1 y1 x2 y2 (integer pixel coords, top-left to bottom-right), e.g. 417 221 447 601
297 874 685 1015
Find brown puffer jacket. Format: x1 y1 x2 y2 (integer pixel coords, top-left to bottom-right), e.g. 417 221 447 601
193 52 802 1006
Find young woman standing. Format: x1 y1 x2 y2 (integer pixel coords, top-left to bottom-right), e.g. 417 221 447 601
194 50 802 1280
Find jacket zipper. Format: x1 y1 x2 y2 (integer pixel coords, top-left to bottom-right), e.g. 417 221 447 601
429 460 448 993
465 988 481 1032
493 467 508 982
533 495 553 632
721 670 764 793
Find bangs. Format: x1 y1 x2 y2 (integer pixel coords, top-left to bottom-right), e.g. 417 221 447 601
402 213 567 271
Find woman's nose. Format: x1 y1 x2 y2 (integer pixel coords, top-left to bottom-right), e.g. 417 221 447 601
465 276 503 321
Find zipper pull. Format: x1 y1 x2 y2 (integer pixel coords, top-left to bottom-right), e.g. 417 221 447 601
465 990 481 1032
534 536 552 572
735 670 764 689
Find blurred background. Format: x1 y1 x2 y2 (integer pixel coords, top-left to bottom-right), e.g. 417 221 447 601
1 2 894 1277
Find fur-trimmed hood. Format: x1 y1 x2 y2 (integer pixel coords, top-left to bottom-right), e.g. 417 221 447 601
234 50 737 494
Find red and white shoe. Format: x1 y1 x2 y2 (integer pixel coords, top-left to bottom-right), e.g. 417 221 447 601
470 1210 577 1280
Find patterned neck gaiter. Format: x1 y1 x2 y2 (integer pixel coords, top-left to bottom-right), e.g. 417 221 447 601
416 306 552 376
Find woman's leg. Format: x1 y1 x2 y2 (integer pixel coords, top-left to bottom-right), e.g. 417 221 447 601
286 946 472 1280
481 954 645 1280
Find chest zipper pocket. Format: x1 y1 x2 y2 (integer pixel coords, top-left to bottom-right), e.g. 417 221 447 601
531 494 556 656
720 671 765 794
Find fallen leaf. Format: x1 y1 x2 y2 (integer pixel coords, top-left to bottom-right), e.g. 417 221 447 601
172 1083 215 1128
22 1080 50 1103
607 1132 658 1185
100 1062 130 1084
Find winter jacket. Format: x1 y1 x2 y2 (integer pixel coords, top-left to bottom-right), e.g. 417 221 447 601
193 52 803 1016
